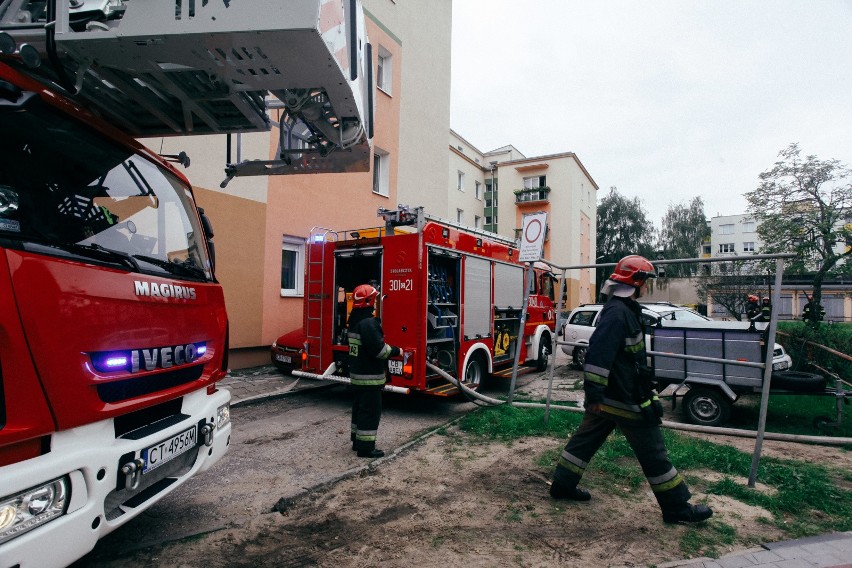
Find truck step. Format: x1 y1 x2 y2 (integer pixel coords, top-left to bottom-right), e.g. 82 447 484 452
491 366 537 379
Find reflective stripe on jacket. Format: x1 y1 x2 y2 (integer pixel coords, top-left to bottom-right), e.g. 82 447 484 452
348 308 394 386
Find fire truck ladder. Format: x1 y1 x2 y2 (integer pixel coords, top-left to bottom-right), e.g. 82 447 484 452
305 227 337 372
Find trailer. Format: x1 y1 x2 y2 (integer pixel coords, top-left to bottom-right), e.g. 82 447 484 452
650 322 847 427
273 206 557 396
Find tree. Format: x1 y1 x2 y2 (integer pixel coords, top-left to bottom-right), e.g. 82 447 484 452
596 187 655 297
696 261 762 321
745 143 852 326
656 197 710 277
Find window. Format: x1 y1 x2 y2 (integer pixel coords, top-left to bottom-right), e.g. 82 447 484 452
457 171 465 191
523 175 546 189
376 46 392 94
702 245 711 255
720 224 734 235
475 181 482 200
372 148 389 196
457 209 464 223
719 243 735 253
485 215 493 225
569 310 597 327
281 236 305 296
474 215 482 229
743 241 755 252
743 220 756 232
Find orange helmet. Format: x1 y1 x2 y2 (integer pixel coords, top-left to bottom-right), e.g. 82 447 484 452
352 284 379 308
609 255 656 287
748 294 759 303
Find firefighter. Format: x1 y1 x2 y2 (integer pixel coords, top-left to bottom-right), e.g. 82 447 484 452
802 296 825 326
549 255 713 524
757 297 772 322
348 284 400 458
745 294 760 321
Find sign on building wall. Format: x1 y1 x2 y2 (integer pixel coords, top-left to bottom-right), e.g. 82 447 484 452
519 212 548 262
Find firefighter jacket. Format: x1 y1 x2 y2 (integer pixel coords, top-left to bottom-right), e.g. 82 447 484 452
347 308 399 387
582 296 659 423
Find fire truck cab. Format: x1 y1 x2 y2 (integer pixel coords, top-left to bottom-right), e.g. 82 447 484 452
276 206 557 395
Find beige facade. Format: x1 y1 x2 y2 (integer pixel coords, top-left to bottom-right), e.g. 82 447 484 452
447 131 599 308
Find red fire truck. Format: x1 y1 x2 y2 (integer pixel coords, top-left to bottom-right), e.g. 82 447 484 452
272 206 557 395
0 1 372 565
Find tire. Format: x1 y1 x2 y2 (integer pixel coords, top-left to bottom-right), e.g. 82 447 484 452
572 346 587 369
463 355 484 389
273 362 294 376
683 387 731 427
535 334 551 372
770 371 826 392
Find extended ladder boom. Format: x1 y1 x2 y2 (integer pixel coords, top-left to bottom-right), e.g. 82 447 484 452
0 0 373 175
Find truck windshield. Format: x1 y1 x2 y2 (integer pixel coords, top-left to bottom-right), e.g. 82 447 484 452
0 96 212 281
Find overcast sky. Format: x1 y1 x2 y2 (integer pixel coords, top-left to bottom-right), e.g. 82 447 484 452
450 1 852 226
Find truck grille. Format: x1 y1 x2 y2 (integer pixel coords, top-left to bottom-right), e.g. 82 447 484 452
97 365 204 403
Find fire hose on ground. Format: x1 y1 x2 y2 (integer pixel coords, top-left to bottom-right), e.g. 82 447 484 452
425 362 852 446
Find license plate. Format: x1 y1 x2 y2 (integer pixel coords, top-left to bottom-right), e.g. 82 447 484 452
142 426 197 474
275 354 292 364
773 361 789 371
388 359 403 375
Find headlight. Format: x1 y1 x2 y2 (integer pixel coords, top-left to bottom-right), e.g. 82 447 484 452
271 341 278 349
216 403 231 429
0 477 69 545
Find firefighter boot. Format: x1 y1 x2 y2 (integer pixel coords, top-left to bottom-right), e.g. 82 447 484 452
357 448 385 459
549 483 592 501
662 503 713 524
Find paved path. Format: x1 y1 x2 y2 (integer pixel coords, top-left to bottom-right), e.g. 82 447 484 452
220 365 852 568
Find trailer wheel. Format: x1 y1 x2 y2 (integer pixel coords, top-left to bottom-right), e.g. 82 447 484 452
535 334 551 372
683 388 730 427
572 346 587 369
462 355 484 389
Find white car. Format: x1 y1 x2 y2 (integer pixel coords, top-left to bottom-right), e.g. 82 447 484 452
560 302 792 370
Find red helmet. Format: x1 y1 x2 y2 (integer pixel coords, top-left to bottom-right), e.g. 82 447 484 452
609 255 656 287
748 294 759 303
352 284 379 308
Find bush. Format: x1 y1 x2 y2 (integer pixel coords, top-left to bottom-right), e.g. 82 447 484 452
777 322 852 379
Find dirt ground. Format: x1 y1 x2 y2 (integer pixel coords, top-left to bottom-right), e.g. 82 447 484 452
114 361 850 568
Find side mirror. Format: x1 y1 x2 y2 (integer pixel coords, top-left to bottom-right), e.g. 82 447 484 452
198 207 215 269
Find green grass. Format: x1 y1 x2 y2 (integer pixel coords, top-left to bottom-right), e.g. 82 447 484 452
459 404 852 542
725 393 852 439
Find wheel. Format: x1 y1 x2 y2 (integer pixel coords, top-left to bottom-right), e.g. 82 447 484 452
770 371 826 392
535 334 551 372
274 363 294 376
683 388 731 427
572 346 587 369
462 355 484 390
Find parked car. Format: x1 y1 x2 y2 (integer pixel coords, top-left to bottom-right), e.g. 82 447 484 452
560 302 792 370
271 328 305 375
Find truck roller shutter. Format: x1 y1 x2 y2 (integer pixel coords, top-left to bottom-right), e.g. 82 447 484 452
463 257 491 339
494 263 523 309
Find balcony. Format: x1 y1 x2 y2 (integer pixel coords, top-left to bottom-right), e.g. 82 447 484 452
514 186 550 204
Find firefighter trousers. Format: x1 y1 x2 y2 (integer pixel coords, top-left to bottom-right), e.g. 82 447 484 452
350 386 383 451
552 407 691 512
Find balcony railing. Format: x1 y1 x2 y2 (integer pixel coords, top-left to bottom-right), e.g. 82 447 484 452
514 186 551 204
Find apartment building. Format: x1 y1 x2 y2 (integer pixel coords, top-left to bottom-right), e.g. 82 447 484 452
448 131 599 307
704 214 851 321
